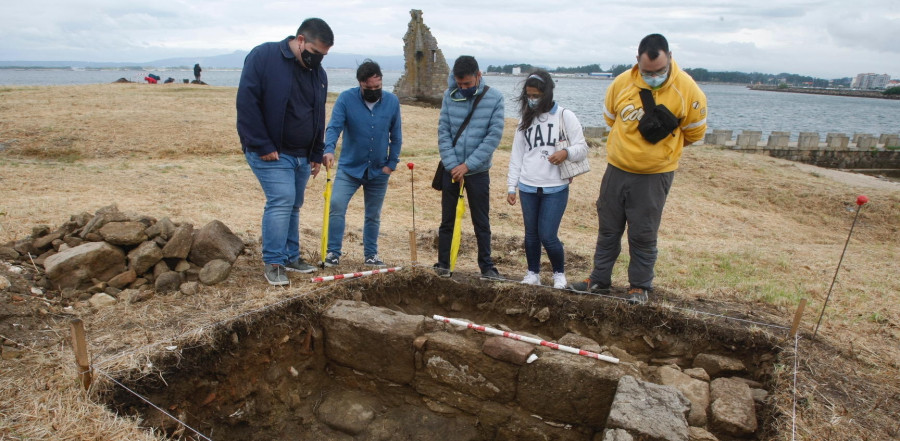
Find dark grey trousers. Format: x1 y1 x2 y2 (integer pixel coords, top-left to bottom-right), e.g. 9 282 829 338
588 164 674 290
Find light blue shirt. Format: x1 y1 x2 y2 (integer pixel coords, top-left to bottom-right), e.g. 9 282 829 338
325 87 402 179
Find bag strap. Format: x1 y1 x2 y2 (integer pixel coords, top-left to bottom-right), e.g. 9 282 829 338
452 86 490 147
639 88 655 111
557 107 568 142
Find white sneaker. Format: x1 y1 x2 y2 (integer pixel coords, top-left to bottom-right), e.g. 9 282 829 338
521 271 540 285
552 272 567 289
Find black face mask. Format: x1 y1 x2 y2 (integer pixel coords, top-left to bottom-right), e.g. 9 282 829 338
362 88 382 103
301 49 324 69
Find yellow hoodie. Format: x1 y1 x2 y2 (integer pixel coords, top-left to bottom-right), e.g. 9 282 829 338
603 60 707 174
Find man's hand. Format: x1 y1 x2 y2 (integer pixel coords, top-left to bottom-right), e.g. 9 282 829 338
382 166 393 175
323 153 335 169
450 163 469 182
260 151 279 161
311 162 322 177
507 193 517 205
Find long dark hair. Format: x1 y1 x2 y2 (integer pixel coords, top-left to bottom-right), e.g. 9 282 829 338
517 69 554 131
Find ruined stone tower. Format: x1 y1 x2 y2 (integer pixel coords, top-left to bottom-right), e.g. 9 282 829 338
393 9 449 106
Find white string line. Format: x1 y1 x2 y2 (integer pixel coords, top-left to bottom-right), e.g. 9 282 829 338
96 369 214 441
792 334 800 441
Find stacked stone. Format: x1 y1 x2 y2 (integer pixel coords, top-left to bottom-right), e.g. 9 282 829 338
318 300 767 441
0 205 245 306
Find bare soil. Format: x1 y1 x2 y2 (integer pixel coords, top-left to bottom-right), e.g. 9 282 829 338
0 84 898 440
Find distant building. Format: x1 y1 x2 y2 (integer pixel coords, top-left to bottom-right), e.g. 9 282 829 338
511 67 521 75
851 73 891 90
589 72 612 79
393 9 450 105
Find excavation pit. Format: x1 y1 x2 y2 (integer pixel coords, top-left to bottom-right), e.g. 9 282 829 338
104 270 783 440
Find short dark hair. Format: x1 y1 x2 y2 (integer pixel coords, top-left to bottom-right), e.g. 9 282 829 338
297 18 334 47
356 59 382 82
638 34 669 60
452 55 480 78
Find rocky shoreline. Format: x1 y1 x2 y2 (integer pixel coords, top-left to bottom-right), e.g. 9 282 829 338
748 84 899 100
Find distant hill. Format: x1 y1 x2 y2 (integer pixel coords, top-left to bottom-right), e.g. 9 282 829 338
0 52 406 70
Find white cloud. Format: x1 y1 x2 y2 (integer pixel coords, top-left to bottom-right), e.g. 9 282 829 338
0 0 897 78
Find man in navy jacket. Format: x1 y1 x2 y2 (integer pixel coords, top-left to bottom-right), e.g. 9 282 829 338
237 18 333 286
322 60 402 268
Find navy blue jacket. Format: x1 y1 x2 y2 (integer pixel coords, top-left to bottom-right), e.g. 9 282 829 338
236 36 327 163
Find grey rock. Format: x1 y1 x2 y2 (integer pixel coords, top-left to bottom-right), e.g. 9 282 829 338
152 261 170 279
161 224 193 259
179 281 200 295
558 333 603 354
658 365 710 427
601 429 634 441
31 225 51 238
709 377 758 436
99 221 148 247
199 259 231 285
173 259 191 272
0 275 10 291
482 336 533 365
107 269 137 289
32 231 63 251
154 271 183 293
688 426 720 441
44 242 126 290
80 204 128 238
145 217 176 239
89 293 117 308
127 241 163 275
188 220 244 266
0 246 20 260
692 353 746 377
315 390 378 435
684 368 710 382
606 375 691 441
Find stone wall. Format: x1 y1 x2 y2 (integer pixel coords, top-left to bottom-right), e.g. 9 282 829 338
704 130 900 170
393 9 450 106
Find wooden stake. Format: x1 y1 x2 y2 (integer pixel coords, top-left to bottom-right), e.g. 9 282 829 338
69 319 92 390
409 230 417 263
790 299 807 338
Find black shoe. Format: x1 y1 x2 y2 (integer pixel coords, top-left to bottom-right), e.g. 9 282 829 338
285 258 317 273
433 263 451 278
568 278 610 294
364 254 387 268
626 287 649 305
323 252 340 267
480 267 502 281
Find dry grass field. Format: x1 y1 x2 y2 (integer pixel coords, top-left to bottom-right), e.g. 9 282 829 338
0 83 898 440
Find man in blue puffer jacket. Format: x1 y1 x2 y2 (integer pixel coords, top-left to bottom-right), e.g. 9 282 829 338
434 55 505 279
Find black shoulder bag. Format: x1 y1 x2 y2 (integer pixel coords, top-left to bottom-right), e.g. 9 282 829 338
432 86 491 190
637 88 680 144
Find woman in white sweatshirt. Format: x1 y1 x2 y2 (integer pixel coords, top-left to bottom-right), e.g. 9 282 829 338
507 69 589 288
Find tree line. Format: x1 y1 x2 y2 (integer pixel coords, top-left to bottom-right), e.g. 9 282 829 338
485 63 853 87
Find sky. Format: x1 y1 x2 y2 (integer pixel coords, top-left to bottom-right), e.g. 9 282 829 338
2 0 899 79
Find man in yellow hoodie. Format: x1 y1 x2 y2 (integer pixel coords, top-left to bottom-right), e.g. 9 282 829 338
570 33 707 304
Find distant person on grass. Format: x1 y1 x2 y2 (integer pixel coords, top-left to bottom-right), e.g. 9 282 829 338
236 18 333 286
321 59 402 268
433 55 505 280
193 63 202 82
570 33 707 304
506 69 588 289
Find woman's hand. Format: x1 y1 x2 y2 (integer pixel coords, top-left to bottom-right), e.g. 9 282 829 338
507 193 517 205
547 149 569 165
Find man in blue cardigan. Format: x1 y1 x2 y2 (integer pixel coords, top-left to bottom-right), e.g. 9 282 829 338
237 18 333 286
322 60 402 268
434 55 505 279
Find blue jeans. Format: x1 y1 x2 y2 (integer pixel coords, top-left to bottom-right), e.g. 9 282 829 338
327 168 390 257
519 187 568 274
245 152 311 265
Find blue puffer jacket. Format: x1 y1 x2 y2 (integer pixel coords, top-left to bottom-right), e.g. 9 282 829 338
438 74 505 175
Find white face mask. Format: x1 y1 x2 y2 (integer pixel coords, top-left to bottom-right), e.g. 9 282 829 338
527 97 540 109
643 73 668 89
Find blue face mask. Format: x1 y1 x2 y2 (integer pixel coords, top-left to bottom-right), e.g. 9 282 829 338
643 73 668 89
459 86 477 98
527 98 540 109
